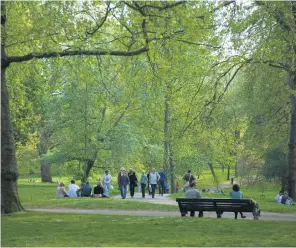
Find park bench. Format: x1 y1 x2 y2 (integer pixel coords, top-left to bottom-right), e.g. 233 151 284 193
176 198 260 220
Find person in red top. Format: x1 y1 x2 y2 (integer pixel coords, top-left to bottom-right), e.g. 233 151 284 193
176 182 180 193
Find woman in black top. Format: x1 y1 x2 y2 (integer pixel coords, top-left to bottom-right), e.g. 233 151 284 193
128 169 138 198
93 182 107 198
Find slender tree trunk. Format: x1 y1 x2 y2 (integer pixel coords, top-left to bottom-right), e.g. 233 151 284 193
1 5 23 213
208 162 218 189
169 146 175 193
82 160 94 183
163 97 169 175
227 165 230 180
287 70 296 200
38 120 52 183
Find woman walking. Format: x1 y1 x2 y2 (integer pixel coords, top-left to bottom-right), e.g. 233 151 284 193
128 169 138 198
140 171 148 198
149 168 160 198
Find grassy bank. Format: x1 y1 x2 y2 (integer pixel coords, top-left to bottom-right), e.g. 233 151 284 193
2 212 296 247
18 179 177 211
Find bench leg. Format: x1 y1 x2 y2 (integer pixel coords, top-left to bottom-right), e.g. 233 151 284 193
181 211 187 217
253 207 260 220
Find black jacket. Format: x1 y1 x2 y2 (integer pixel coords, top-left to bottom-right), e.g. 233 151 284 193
128 172 138 183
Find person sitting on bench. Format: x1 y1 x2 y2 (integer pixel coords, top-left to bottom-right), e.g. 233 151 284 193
230 184 246 219
185 181 204 217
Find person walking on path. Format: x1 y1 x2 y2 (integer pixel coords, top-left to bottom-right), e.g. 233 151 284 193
128 169 138 198
147 172 152 195
158 168 166 196
140 171 148 198
183 169 195 192
149 168 160 198
230 184 246 219
102 170 112 197
118 168 129 199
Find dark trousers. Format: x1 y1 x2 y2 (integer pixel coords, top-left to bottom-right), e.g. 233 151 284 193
151 184 156 198
190 211 204 217
159 179 165 195
182 210 222 218
234 212 244 219
141 184 146 197
130 183 135 197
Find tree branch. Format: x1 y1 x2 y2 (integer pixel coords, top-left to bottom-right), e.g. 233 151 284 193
5 47 148 66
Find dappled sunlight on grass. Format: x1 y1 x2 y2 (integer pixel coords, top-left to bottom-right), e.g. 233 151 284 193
2 212 296 247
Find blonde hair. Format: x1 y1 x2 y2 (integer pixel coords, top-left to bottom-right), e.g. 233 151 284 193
59 182 65 187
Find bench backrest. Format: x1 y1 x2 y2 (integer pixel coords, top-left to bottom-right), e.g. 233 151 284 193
176 198 256 212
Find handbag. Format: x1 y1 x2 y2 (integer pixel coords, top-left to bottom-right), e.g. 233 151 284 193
134 182 138 187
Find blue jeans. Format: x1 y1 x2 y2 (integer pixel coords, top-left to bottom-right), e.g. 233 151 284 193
120 185 127 199
151 184 156 198
104 183 110 197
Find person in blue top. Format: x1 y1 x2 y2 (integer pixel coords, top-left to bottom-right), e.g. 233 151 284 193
230 184 246 219
81 182 92 197
158 168 166 196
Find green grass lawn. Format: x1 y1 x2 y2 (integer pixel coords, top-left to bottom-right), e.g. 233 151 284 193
171 185 296 214
2 212 296 247
18 178 178 211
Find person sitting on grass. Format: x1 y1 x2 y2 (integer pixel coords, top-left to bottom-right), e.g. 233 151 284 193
275 190 284 204
56 182 69 198
67 180 80 198
93 182 108 198
230 184 246 219
281 191 294 205
81 182 92 197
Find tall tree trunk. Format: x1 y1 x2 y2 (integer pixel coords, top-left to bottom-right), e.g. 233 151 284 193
1 67 24 213
208 162 218 189
82 160 94 183
163 97 169 175
40 164 52 182
38 120 52 183
1 4 23 214
169 146 175 193
287 70 296 200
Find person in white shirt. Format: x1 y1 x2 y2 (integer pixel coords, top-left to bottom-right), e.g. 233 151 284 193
102 170 112 197
149 168 160 198
275 190 283 204
67 180 80 197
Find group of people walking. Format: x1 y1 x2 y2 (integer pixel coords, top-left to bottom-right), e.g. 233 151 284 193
56 168 168 200
117 167 167 199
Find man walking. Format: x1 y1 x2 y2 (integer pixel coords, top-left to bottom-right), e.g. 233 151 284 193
158 168 166 195
102 170 112 197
